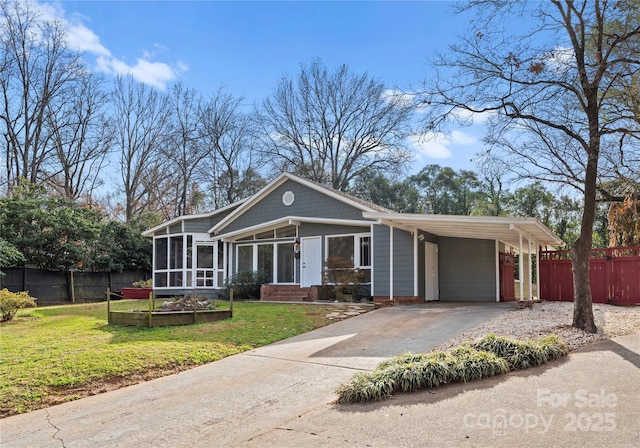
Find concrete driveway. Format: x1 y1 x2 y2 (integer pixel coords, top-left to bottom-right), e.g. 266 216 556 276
0 302 510 447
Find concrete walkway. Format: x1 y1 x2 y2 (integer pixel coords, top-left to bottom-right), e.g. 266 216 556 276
0 302 509 447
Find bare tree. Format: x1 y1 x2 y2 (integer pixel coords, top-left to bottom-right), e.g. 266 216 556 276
257 60 414 191
45 73 112 202
0 0 85 190
158 82 209 217
199 88 263 207
110 75 171 222
473 152 511 216
420 0 640 332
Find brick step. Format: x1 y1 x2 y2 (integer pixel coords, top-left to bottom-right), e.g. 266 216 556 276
267 290 311 296
261 295 313 302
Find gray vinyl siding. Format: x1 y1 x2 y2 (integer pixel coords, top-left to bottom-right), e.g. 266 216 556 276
222 180 366 234
168 224 182 234
393 229 414 296
372 225 414 297
298 223 370 238
373 225 390 296
183 208 236 233
438 237 496 301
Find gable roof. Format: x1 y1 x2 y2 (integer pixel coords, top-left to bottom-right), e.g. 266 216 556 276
208 172 391 234
142 200 244 237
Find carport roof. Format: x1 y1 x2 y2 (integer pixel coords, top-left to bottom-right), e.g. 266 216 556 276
362 212 565 249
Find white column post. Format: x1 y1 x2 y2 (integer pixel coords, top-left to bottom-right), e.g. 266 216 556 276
414 231 419 297
519 233 524 301
528 239 533 299
390 225 394 302
495 240 500 302
536 244 541 300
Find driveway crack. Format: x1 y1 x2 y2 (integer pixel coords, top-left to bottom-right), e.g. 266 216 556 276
45 409 66 448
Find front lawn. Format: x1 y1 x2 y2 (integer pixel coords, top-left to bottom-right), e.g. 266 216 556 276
0 300 346 417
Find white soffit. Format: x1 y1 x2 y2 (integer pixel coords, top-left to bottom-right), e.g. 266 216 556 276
363 212 564 248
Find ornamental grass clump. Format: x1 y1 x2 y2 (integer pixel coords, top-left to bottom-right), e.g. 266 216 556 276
336 334 569 404
335 370 395 404
469 334 569 370
448 346 510 382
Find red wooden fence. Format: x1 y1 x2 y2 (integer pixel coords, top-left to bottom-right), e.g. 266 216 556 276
539 246 640 305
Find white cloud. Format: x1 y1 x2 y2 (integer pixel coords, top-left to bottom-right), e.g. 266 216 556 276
451 107 493 125
409 132 452 159
35 1 183 90
409 130 478 160
382 89 415 108
542 46 575 73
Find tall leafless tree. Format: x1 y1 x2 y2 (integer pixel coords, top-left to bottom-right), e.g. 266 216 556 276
199 88 263 207
257 60 414 191
45 73 113 203
159 82 209 217
0 0 85 190
110 75 171 222
420 0 640 332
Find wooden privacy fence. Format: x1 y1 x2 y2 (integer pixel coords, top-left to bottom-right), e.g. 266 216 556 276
539 246 640 305
1 268 150 305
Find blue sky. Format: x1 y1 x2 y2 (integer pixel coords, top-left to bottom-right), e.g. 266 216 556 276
39 0 485 173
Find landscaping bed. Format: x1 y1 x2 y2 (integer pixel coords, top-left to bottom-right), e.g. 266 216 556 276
108 309 232 327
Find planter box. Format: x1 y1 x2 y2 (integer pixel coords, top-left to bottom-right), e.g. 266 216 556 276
121 287 153 299
108 309 232 327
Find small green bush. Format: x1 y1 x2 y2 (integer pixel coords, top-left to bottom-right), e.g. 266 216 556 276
336 334 569 404
222 271 270 299
0 289 37 321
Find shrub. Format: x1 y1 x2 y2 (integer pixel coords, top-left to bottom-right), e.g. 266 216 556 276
0 289 37 321
222 271 270 299
131 279 152 288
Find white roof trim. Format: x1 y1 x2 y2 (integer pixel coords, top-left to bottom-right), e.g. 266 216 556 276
216 216 374 241
142 200 244 237
209 172 382 234
363 212 564 247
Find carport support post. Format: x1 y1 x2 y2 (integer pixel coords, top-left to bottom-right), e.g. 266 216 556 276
389 224 394 302
536 246 541 300
519 234 524 301
495 240 500 302
528 239 533 299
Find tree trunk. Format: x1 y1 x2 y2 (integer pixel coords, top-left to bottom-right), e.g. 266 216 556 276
570 239 597 333
570 149 599 333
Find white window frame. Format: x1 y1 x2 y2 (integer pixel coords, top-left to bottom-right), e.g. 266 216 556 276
153 233 216 289
325 233 372 269
235 240 297 284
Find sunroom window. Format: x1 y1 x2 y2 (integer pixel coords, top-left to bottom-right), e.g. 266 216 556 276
154 234 222 289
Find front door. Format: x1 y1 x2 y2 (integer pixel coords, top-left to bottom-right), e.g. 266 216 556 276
301 236 322 287
425 242 439 301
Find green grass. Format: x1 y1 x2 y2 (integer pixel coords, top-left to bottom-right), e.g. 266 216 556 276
0 300 341 417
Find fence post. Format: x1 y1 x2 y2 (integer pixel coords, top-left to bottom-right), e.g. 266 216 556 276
605 247 612 302
107 287 111 324
148 291 153 328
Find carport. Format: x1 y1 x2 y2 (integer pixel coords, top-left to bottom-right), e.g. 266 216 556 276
363 213 565 303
